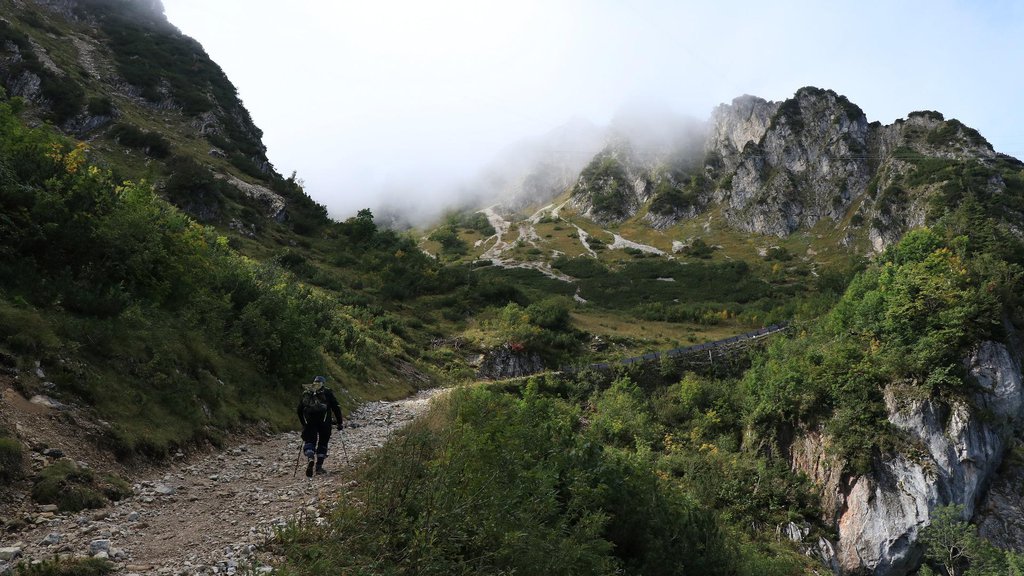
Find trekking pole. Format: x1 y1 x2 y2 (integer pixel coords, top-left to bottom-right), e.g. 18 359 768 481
338 420 350 466
292 441 302 476
339 391 351 466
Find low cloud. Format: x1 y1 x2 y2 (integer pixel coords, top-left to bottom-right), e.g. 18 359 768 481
163 0 1024 225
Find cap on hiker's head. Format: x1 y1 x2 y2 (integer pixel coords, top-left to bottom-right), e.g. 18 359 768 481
313 375 326 384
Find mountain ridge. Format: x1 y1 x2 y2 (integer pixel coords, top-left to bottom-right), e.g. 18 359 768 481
0 3 1023 575
557 86 1018 250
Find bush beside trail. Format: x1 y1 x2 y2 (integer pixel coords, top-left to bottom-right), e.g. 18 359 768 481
272 383 812 576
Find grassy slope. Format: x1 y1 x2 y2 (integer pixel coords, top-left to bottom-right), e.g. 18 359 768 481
0 97 446 458
420 193 861 359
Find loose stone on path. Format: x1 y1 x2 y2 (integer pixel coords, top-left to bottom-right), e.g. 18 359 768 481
1 388 443 574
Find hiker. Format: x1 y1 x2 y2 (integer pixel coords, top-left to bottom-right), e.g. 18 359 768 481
297 375 343 477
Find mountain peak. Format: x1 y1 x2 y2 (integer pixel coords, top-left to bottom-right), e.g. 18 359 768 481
557 87 1020 252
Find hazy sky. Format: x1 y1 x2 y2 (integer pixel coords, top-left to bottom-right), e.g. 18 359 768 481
161 0 1024 221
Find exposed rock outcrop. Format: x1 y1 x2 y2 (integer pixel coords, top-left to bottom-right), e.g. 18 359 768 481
976 446 1024 552
791 340 1023 575
559 87 1013 252
221 175 287 222
569 142 652 224
706 94 778 174
477 344 543 380
708 88 872 236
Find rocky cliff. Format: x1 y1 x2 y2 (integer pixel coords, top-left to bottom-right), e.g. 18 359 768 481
711 88 872 237
476 344 544 380
707 88 1017 251
566 87 1020 253
791 339 1023 575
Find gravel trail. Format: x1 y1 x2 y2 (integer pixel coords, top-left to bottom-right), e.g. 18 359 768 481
1 388 442 575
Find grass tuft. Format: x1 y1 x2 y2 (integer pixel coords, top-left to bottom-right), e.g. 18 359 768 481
0 436 24 481
31 460 132 512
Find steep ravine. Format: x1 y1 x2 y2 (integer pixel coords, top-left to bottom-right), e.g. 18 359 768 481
0 387 442 575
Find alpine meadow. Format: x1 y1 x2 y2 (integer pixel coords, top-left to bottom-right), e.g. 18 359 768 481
1 1 1024 576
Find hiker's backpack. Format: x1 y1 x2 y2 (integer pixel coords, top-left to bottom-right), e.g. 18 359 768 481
301 388 329 421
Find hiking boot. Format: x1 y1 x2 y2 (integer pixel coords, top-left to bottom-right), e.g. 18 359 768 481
315 457 326 474
305 459 315 478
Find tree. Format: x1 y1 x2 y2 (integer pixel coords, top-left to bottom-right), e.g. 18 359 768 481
341 208 377 244
918 504 1024 576
919 505 974 576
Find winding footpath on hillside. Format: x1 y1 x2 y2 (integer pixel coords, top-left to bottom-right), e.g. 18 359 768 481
0 387 442 575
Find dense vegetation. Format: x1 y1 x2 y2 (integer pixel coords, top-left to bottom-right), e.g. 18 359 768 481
550 255 840 328
274 378 816 576
649 172 705 216
0 93 447 457
918 505 1024 575
746 222 1022 473
77 0 268 162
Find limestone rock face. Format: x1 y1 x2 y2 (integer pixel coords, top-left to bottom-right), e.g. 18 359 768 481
477 344 543 380
706 94 778 172
707 88 873 237
863 113 1000 252
974 341 1024 551
976 453 1024 552
223 175 287 222
574 87 1010 248
800 341 1023 575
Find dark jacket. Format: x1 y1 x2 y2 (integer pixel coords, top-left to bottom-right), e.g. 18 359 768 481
297 386 343 427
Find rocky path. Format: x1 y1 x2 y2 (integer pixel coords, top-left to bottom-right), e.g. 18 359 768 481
1 388 442 575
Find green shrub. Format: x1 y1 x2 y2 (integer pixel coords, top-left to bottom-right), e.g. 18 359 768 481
429 225 468 256
0 436 24 481
552 255 608 278
161 155 226 218
109 124 171 158
682 238 715 259
0 305 60 354
86 96 114 117
13 557 114 576
442 211 496 235
591 376 659 448
31 460 131 512
274 385 748 576
577 154 632 220
650 180 699 215
764 246 793 262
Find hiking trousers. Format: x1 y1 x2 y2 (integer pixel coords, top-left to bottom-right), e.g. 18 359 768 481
301 421 333 460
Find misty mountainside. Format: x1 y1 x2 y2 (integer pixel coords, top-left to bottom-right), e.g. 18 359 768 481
0 0 328 235
2 2 1024 575
429 87 1023 272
